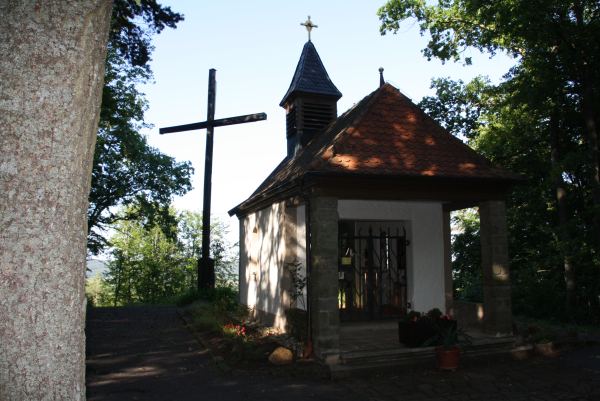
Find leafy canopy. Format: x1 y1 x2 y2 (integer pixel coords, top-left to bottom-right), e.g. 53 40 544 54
88 1 192 254
381 0 600 320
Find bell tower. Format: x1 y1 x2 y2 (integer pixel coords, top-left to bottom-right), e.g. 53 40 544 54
281 17 342 159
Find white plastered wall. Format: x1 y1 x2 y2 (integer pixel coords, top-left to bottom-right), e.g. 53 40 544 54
338 200 446 314
296 206 307 310
238 202 288 328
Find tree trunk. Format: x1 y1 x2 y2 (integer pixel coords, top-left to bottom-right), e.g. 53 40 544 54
573 3 600 315
114 253 123 307
549 107 575 312
0 1 112 399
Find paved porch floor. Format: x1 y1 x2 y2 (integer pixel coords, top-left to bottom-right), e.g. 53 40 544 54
340 320 496 353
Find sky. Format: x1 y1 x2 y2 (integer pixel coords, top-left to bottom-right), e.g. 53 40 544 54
138 0 518 245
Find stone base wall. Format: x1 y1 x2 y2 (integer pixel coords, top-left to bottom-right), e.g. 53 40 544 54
251 307 287 333
446 300 485 331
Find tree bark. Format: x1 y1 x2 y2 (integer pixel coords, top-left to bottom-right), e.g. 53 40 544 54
0 1 112 399
573 3 600 314
114 253 123 307
549 107 575 312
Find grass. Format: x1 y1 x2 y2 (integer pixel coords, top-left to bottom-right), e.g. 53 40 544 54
184 296 281 368
193 315 222 333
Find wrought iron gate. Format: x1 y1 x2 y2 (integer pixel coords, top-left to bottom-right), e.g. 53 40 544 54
338 226 409 322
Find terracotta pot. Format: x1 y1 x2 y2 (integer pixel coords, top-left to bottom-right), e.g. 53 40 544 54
435 347 460 370
534 342 555 357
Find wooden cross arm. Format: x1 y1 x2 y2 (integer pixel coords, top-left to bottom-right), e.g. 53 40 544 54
159 112 267 135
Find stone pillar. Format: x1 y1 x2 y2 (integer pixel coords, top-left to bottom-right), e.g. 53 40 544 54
309 197 340 364
479 201 513 336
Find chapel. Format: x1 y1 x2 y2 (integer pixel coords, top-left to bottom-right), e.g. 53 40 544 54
229 28 521 363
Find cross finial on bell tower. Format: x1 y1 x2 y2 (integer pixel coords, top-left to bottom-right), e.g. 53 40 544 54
301 16 318 41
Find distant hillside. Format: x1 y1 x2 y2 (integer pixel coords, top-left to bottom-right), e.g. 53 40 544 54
87 259 108 279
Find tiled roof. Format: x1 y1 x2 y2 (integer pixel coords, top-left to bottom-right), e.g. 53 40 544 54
279 41 342 107
245 83 522 206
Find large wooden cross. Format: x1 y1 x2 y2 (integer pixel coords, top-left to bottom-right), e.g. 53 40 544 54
160 68 266 289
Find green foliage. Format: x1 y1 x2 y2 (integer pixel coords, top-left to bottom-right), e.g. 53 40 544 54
380 0 600 323
193 315 222 333
530 331 557 345
88 1 192 255
242 342 269 361
101 208 238 306
422 322 474 351
85 272 112 307
284 259 307 309
406 309 448 322
405 310 422 322
222 323 247 340
109 0 184 71
419 76 493 140
514 315 600 335
284 308 308 343
178 210 239 286
450 208 483 303
175 283 240 308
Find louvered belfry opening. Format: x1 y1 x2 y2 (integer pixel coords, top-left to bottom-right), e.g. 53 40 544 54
281 41 342 159
284 95 338 158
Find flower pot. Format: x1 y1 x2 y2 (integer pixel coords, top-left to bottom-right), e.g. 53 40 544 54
436 346 460 370
398 319 457 347
534 342 555 357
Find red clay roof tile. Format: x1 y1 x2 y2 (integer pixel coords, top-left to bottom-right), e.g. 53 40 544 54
238 83 522 208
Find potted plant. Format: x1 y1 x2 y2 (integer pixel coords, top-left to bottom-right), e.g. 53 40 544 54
398 309 457 347
423 322 474 370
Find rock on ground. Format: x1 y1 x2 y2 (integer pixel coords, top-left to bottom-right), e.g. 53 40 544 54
268 347 293 365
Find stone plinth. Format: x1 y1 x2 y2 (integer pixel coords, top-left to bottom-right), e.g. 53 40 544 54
479 201 513 336
309 197 340 363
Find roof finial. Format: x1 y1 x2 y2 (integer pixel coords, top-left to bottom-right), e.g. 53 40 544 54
301 16 318 41
379 67 385 88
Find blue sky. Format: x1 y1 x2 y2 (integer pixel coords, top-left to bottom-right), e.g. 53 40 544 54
138 0 517 244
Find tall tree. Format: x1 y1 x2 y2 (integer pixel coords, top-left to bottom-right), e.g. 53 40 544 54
0 1 112 399
379 0 600 316
88 0 192 255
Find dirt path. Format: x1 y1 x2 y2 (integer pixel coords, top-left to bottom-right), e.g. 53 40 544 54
85 306 364 401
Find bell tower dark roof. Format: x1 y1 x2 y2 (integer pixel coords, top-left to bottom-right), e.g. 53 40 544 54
279 41 342 107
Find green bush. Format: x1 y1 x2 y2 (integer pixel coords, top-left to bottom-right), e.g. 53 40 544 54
405 310 422 322
243 342 269 361
285 308 308 343
193 315 221 333
174 285 239 307
184 302 210 318
530 331 557 344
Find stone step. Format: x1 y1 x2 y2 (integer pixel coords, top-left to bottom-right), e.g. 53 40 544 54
340 336 522 366
332 339 532 378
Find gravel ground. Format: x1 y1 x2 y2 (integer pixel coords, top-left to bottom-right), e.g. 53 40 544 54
85 306 600 400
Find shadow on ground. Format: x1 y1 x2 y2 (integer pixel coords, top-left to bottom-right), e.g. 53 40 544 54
86 306 600 400
85 306 362 401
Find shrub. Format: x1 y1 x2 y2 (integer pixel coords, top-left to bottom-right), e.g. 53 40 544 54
173 285 239 307
405 310 422 322
222 323 247 340
284 308 308 343
530 331 556 344
193 315 221 333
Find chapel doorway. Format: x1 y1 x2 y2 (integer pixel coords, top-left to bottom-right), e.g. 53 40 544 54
338 221 408 322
